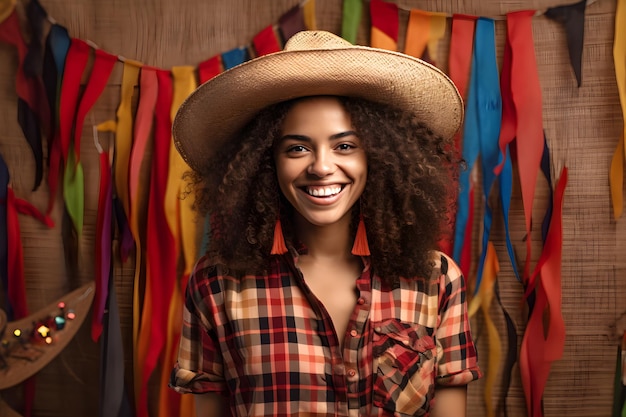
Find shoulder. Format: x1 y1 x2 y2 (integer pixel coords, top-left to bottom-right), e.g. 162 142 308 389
428 250 463 283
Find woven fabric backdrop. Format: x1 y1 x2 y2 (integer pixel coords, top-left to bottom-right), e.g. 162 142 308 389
0 0 623 416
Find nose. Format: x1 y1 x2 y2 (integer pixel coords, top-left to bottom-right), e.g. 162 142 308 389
307 149 335 177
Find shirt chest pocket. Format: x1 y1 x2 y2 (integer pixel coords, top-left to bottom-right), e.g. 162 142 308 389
372 319 437 416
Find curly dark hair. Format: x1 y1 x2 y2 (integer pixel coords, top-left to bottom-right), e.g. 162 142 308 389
185 96 461 283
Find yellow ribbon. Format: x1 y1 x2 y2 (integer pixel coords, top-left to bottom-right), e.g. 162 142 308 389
303 0 317 30
115 59 142 220
427 12 447 64
611 0 626 219
468 242 501 417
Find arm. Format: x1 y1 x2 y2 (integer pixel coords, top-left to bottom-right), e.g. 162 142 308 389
194 392 226 417
430 385 468 417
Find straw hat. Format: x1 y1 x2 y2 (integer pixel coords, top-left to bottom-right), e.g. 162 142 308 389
173 30 463 172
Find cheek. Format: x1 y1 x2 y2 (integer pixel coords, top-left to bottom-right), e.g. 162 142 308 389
274 158 296 195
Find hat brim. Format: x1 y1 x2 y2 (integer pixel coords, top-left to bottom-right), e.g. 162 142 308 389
173 42 463 172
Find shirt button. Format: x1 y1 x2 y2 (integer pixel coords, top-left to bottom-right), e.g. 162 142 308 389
357 297 365 305
350 329 358 337
347 369 357 378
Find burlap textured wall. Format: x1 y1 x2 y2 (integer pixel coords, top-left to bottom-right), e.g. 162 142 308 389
0 0 623 416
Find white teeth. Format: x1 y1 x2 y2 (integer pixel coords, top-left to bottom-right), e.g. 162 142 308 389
306 186 342 197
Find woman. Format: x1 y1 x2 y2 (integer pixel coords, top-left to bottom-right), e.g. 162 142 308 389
170 30 481 417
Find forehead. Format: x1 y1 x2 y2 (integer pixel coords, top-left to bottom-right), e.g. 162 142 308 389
281 96 351 131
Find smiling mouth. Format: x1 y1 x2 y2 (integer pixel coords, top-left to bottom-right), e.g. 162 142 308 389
303 185 344 197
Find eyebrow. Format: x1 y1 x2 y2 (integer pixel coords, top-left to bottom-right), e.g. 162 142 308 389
279 130 358 142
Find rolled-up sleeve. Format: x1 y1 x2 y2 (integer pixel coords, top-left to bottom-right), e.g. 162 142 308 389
170 264 228 395
434 253 482 386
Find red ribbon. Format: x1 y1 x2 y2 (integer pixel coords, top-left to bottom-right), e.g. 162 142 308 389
58 39 90 164
520 167 568 417
92 149 112 342
253 25 281 56
73 49 117 161
136 69 176 417
198 55 222 83
507 10 545 282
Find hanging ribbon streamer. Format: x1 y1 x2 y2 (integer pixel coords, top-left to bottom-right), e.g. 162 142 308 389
453 18 493 277
404 10 430 60
403 8 449 65
157 65 198 417
468 242 501 417
136 69 176 417
23 0 46 79
253 25 282 56
369 0 398 51
198 56 222 82
43 24 71 215
544 0 587 87
444 14 475 257
302 0 317 31
495 17 521 283
341 0 362 44
611 0 626 219
0 7 50 190
279 3 306 42
65 47 117 238
128 66 158 363
519 167 568 417
115 59 142 261
221 46 249 70
471 18 502 294
507 10 545 283
93 132 113 343
426 12 447 65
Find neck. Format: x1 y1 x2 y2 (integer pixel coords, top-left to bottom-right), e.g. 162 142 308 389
294 215 354 261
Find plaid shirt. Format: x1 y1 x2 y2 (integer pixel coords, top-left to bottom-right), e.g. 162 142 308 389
170 250 481 417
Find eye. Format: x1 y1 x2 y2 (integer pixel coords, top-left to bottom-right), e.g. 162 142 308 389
336 143 357 151
286 144 308 153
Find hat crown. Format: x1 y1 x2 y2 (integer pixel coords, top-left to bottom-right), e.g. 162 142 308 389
284 30 352 52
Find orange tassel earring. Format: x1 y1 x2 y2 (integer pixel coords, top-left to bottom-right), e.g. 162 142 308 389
351 213 370 256
271 218 288 255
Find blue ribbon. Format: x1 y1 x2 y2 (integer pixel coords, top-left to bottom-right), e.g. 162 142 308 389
221 46 249 70
453 18 503 295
